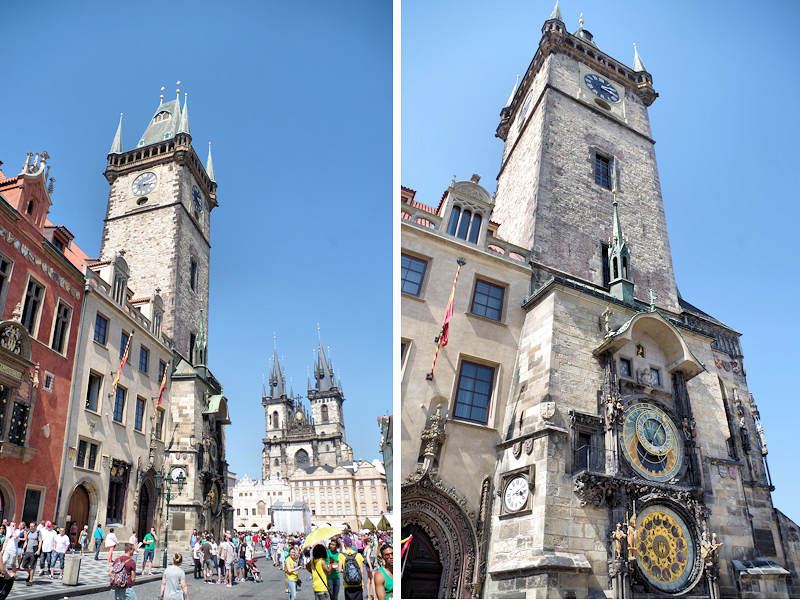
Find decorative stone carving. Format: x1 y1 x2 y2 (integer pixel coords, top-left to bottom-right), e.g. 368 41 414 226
511 441 522 459
540 400 556 421
756 422 768 456
0 323 23 354
417 405 448 476
600 306 613 337
524 437 534 455
636 367 654 388
611 523 626 559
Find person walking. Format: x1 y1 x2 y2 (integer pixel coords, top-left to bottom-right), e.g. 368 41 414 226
236 538 247 582
373 544 393 600
109 543 136 600
39 521 55 577
52 527 70 579
106 528 119 563
191 537 202 579
326 538 342 600
309 544 333 600
200 535 213 583
93 523 105 560
285 547 302 600
0 522 18 579
189 530 198 551
218 534 235 587
142 528 157 575
79 525 89 556
20 521 41 587
339 536 366 600
128 533 139 573
160 552 189 600
15 522 26 571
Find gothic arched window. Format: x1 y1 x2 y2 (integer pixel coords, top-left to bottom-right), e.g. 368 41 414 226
272 411 279 428
456 209 472 240
295 449 309 469
468 213 482 243
321 404 329 422
447 205 461 235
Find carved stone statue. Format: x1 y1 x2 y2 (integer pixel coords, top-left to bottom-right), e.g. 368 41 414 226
636 367 654 388
600 307 613 337
611 523 626 559
626 514 637 561
739 417 751 451
710 533 722 565
756 422 768 456
683 417 696 440
605 396 615 424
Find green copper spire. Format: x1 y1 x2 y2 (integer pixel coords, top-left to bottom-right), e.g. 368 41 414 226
109 113 123 154
206 142 216 182
178 92 190 134
607 190 634 305
171 82 182 137
549 0 562 21
633 42 647 72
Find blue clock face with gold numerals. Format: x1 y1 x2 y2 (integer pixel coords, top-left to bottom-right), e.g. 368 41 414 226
584 73 620 103
621 404 684 482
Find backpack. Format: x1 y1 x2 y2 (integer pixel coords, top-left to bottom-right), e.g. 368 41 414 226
342 553 362 586
110 558 130 588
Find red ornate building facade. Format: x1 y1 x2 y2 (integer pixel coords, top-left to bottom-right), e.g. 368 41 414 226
0 153 86 524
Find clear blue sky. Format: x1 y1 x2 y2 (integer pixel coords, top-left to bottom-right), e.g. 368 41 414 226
403 0 800 522
0 1 391 480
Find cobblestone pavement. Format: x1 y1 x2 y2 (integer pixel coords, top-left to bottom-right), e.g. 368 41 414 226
5 549 187 600
58 555 299 599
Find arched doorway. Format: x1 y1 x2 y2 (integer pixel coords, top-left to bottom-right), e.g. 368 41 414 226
67 485 90 539
136 480 156 541
401 524 443 598
401 474 479 598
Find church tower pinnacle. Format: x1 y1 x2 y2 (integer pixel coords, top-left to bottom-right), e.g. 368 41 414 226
269 348 286 400
607 190 634 305
109 113 123 155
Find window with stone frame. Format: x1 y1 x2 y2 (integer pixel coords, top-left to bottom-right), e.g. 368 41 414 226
134 396 146 431
119 331 130 359
106 459 130 523
94 313 108 345
401 254 427 297
50 300 72 354
570 411 605 473
470 279 505 321
594 153 613 190
158 360 168 382
452 360 495 425
139 346 149 373
21 277 45 335
76 438 100 470
86 371 102 412
113 386 126 423
0 254 13 313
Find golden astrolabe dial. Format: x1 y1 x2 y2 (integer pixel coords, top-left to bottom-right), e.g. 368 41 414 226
621 404 684 482
635 505 696 593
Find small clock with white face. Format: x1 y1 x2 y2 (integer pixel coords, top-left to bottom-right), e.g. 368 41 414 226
584 73 620 103
170 466 186 481
132 172 157 196
503 475 529 512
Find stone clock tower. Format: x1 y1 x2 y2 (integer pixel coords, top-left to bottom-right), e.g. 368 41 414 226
101 88 217 358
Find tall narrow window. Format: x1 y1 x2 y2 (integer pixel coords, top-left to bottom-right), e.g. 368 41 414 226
401 254 427 297
158 360 167 382
456 209 472 240
189 333 196 361
21 488 41 523
0 256 12 312
76 439 87 467
190 259 198 291
453 361 494 424
113 387 126 423
51 301 72 354
601 242 610 287
21 278 44 335
153 312 163 337
321 405 329 422
85 372 102 412
94 313 108 345
467 213 482 244
112 275 127 305
139 346 149 373
446 206 461 235
119 331 129 359
594 154 612 189
134 396 146 431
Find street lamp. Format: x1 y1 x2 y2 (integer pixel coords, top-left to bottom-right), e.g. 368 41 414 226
154 468 186 569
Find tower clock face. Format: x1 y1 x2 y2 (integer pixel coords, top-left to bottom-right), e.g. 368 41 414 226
192 186 203 213
503 476 529 512
131 172 157 196
635 504 696 592
584 74 620 103
620 404 684 482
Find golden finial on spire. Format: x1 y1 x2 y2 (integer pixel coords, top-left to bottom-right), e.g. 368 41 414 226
160 85 165 102
176 80 181 96
579 11 584 26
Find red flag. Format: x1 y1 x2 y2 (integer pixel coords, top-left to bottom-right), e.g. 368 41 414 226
157 362 168 406
111 331 133 396
439 282 457 347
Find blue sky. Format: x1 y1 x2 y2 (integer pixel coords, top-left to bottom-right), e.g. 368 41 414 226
403 0 800 521
0 1 391 479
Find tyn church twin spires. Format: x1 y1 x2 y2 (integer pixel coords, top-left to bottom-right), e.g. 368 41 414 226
261 341 353 481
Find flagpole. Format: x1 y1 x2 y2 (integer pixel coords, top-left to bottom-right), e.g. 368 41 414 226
426 258 465 380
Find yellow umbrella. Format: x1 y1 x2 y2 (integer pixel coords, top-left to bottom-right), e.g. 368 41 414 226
301 526 344 549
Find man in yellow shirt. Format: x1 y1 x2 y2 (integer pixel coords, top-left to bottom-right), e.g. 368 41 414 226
338 536 366 600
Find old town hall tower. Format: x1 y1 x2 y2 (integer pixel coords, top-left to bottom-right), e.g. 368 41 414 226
101 87 216 359
401 4 800 599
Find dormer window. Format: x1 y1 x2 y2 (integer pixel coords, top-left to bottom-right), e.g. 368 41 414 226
52 238 64 252
447 203 483 243
153 111 171 123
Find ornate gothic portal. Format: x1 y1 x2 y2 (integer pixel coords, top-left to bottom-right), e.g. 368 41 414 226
402 474 479 599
